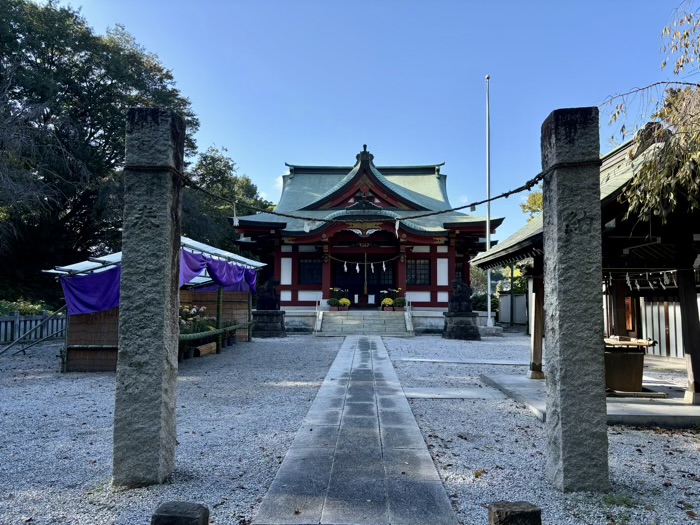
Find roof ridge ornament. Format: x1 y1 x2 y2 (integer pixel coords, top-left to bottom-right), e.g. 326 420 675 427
356 144 374 163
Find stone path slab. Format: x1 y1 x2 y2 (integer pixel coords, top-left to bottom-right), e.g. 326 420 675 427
404 387 507 400
482 373 700 427
253 335 458 525
395 357 528 366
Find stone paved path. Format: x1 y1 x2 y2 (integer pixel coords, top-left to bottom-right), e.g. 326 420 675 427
253 335 458 525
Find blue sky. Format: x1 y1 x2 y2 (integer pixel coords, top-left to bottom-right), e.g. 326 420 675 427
64 1 674 242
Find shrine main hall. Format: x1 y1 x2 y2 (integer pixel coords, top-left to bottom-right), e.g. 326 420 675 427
235 146 501 309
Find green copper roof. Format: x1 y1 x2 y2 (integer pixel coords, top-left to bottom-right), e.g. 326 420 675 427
239 146 495 235
471 140 657 269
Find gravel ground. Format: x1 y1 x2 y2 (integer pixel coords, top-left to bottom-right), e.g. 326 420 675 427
0 337 340 525
385 333 700 525
2 334 699 525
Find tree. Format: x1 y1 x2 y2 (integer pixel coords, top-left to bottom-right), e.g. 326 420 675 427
520 184 543 221
0 0 199 302
183 147 273 253
469 265 488 295
610 1 700 221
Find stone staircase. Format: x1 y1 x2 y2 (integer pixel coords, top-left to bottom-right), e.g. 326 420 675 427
316 310 413 337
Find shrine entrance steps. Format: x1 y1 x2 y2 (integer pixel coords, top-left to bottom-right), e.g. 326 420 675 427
317 310 413 337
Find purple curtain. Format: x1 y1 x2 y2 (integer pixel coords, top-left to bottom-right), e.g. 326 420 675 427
60 250 258 316
180 250 207 286
60 266 121 316
181 251 257 291
244 268 257 294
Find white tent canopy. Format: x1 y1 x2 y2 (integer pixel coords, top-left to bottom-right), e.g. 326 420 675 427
44 236 265 286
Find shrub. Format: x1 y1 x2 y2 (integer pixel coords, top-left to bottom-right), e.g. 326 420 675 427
381 297 394 307
393 297 406 308
0 299 49 316
327 298 340 307
338 298 351 307
471 293 499 313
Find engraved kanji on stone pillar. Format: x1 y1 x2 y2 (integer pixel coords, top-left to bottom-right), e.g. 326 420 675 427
113 108 185 486
542 107 609 492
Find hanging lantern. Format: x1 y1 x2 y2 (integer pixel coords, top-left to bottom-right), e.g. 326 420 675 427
344 261 347 272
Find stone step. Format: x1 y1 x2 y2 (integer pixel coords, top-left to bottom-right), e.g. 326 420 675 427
316 331 414 338
320 311 408 336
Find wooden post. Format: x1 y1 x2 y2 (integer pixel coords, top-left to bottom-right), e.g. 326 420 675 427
528 275 545 380
678 268 700 404
216 286 223 353
611 279 628 336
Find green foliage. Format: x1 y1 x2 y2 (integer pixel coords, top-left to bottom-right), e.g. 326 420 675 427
622 88 700 220
0 0 198 303
497 267 529 294
603 493 637 508
609 1 700 221
381 297 394 307
469 265 504 295
520 184 543 221
393 297 406 308
471 293 499 313
0 298 48 316
338 297 351 307
329 288 348 300
183 147 273 253
469 265 488 295
327 298 340 307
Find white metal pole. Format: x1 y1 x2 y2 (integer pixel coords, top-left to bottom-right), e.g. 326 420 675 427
486 74 493 327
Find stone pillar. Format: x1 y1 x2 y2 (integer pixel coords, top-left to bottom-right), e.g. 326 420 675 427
488 501 542 525
151 501 209 525
541 107 609 491
113 108 185 486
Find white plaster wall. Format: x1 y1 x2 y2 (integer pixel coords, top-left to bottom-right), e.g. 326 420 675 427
437 258 448 286
406 291 431 303
280 258 292 285
298 290 323 302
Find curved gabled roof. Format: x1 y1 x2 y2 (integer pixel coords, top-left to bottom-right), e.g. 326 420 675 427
238 146 496 236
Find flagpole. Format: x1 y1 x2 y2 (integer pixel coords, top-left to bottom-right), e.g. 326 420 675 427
486 74 493 327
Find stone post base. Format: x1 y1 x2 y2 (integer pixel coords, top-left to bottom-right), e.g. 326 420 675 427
443 312 481 341
252 310 287 338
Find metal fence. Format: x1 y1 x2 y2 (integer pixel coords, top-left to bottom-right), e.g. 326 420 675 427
0 312 66 344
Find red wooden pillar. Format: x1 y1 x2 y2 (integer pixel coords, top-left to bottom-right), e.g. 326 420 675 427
322 245 331 299
397 245 407 291
448 239 456 284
